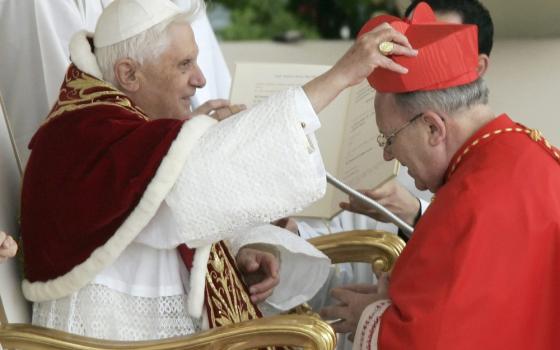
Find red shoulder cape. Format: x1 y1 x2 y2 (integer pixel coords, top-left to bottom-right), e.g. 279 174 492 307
21 65 185 298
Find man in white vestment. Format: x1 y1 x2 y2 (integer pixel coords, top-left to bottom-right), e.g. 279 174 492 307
19 0 417 341
0 0 230 166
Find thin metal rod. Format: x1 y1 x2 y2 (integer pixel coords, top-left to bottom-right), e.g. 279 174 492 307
326 172 414 236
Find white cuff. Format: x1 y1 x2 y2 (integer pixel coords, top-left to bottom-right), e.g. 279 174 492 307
229 224 331 310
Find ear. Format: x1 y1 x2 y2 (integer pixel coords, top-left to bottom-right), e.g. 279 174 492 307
422 111 446 146
114 58 140 92
477 54 490 76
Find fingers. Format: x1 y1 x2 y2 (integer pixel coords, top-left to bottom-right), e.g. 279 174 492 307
330 287 358 305
320 306 355 334
211 104 247 121
196 99 230 114
388 43 419 58
359 23 418 75
271 217 299 234
377 273 391 296
378 55 409 74
259 251 279 279
236 249 259 273
249 252 280 300
237 248 280 303
0 233 17 262
189 99 247 121
369 23 414 52
249 275 279 303
339 283 378 294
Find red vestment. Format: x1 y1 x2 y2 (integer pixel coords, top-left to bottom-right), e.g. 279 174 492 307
377 115 560 349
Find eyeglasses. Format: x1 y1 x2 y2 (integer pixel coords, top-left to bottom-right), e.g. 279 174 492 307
377 113 423 149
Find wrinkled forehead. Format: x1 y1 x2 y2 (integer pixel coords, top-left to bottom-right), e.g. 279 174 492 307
164 22 198 54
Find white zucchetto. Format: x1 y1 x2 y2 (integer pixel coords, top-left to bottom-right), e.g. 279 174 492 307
94 0 182 48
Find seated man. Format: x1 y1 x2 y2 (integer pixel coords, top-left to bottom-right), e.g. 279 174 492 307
324 3 560 349
20 0 417 341
0 231 17 263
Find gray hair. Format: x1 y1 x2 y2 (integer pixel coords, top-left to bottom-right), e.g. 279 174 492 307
394 78 489 117
95 0 204 85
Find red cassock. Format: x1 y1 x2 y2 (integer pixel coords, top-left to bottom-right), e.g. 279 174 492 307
379 115 560 349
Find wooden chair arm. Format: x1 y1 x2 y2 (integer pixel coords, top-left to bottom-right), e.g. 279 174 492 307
0 314 335 350
307 230 406 274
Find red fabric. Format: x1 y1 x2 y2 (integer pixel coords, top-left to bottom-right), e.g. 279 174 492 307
378 115 560 349
178 244 195 270
21 65 184 283
358 2 478 93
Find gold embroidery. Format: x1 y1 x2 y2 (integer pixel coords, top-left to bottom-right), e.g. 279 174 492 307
205 243 259 328
529 128 543 142
448 125 559 180
44 66 148 125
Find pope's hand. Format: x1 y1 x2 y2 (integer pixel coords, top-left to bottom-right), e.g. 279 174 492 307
303 22 417 114
320 275 390 340
0 231 18 263
329 22 418 89
271 217 299 234
339 179 421 226
186 99 247 121
236 247 280 303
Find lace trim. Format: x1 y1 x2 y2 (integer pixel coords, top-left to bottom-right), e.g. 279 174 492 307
32 284 202 341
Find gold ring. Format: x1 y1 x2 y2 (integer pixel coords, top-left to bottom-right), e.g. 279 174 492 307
378 41 394 56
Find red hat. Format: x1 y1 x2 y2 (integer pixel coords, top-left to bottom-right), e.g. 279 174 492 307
358 2 479 93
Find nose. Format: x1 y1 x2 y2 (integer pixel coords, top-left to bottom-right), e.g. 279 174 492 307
383 147 394 161
191 64 206 89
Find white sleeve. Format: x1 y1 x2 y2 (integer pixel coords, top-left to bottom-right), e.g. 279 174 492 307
228 225 331 311
165 87 326 248
419 197 430 215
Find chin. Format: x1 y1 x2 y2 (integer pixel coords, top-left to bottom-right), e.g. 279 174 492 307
413 179 428 191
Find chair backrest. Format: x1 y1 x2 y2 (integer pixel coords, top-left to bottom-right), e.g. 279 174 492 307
0 93 31 324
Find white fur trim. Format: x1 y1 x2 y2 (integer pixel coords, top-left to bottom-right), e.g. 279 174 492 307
69 31 103 79
186 244 212 318
22 116 218 302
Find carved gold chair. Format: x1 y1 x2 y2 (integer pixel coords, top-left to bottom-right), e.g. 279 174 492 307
308 230 405 276
0 93 405 349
